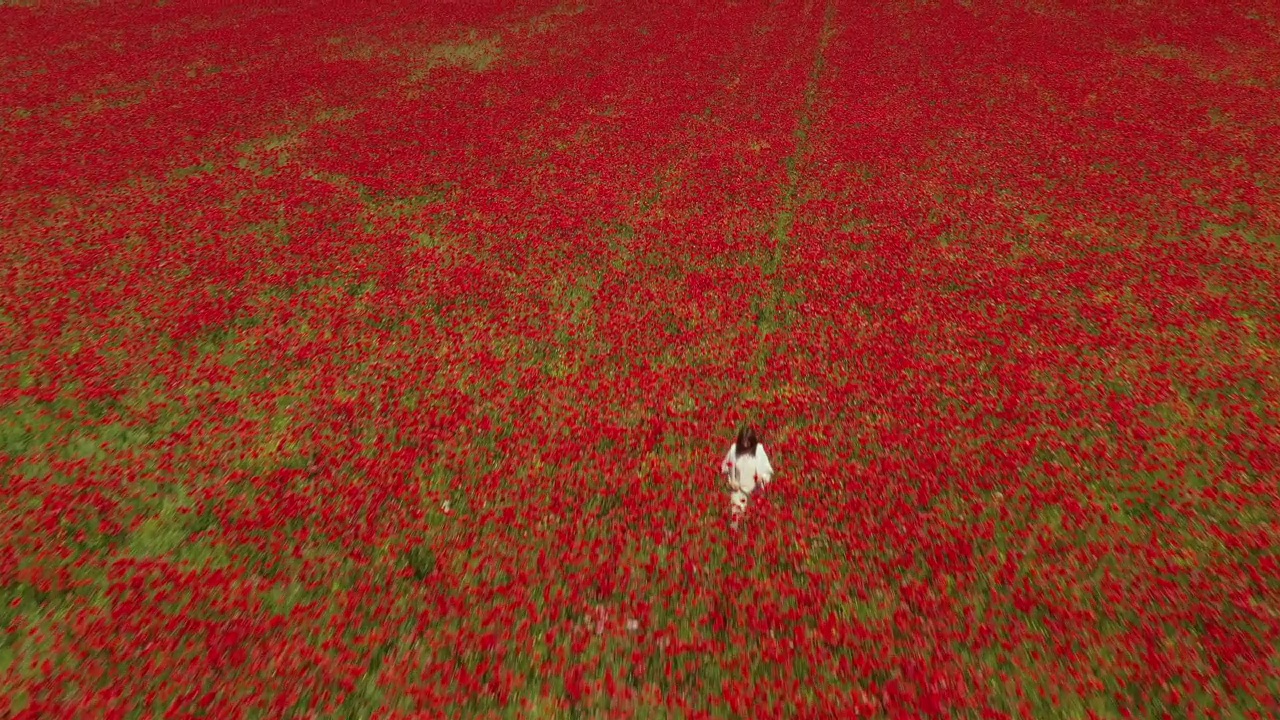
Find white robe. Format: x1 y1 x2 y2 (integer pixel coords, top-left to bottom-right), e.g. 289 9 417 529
721 444 773 515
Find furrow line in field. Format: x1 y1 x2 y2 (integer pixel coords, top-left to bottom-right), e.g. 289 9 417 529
747 0 838 402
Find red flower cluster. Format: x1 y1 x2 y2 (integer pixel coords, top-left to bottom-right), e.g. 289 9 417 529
2 0 1278 717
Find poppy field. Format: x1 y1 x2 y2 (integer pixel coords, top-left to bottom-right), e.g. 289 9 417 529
3 0 1279 717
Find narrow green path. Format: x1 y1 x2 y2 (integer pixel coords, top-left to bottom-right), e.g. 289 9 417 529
747 0 838 408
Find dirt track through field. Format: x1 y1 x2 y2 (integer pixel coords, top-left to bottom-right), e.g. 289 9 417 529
747 0 838 405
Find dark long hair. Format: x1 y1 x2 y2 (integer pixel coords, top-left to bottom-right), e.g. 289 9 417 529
735 426 758 457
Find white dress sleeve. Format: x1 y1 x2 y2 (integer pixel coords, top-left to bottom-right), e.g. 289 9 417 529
721 445 738 490
756 444 774 484
721 445 735 474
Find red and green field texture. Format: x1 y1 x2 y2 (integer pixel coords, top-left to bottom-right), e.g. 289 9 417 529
3 0 1280 717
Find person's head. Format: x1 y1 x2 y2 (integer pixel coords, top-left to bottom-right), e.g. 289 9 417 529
735 426 758 457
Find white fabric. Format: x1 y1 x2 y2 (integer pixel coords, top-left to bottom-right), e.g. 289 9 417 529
721 443 773 518
729 489 750 515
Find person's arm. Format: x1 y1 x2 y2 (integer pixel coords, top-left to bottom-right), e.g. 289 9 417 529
720 445 735 474
721 445 738 489
757 445 774 485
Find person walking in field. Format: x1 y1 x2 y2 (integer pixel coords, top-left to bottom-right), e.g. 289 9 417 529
720 426 773 530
